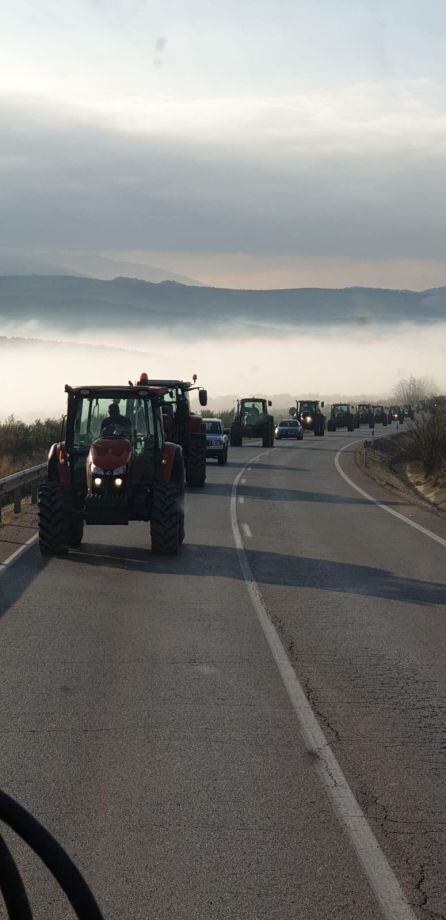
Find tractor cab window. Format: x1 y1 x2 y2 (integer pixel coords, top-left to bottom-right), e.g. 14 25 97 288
161 387 188 420
242 400 263 416
73 395 155 450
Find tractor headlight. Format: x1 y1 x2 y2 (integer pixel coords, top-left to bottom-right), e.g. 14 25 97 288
93 477 102 487
305 415 312 423
112 465 126 475
114 477 123 488
91 464 104 474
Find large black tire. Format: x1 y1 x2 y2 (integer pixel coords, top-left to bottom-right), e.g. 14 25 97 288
369 418 374 428
151 482 181 554
382 417 388 427
348 416 354 432
217 453 225 465
38 482 69 556
186 439 206 487
327 419 334 432
230 422 243 447
69 517 84 547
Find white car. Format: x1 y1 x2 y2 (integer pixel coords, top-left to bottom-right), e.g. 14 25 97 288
203 418 229 465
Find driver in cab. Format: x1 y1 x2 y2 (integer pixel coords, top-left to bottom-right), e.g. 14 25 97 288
101 403 132 438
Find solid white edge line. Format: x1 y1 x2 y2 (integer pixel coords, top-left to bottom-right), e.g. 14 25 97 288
232 449 416 920
335 438 446 549
0 533 39 577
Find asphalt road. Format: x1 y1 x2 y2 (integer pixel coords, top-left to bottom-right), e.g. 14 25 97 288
1 428 446 919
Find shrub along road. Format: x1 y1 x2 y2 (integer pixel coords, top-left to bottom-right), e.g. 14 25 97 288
0 431 445 918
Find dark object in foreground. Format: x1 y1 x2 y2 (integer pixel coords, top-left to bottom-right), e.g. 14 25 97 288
141 378 208 487
0 788 103 919
39 384 185 556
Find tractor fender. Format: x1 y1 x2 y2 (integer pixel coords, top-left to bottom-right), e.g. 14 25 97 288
48 442 70 486
162 442 182 483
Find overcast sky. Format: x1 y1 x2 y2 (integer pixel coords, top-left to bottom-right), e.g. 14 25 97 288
2 0 446 288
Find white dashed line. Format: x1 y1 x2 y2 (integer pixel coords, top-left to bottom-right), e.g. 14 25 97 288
241 523 252 538
238 495 245 504
231 449 416 920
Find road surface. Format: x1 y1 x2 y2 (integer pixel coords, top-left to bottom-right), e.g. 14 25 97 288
1 430 445 919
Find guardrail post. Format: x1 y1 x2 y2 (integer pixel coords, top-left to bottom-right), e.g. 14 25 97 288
14 488 22 515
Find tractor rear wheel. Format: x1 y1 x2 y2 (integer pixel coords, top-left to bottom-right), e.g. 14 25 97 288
151 483 181 554
230 423 243 447
186 439 206 487
38 482 69 555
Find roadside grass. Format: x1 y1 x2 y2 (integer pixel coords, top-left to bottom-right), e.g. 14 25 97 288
357 416 446 515
0 416 60 478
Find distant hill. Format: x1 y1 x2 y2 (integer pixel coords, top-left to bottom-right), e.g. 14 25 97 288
0 251 201 286
0 275 446 336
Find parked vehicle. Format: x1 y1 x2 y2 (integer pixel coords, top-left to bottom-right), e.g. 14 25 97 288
203 418 229 464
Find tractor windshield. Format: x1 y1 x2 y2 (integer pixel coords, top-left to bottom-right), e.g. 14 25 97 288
73 395 155 449
241 400 264 416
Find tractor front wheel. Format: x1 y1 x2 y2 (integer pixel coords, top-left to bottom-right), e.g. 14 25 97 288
69 517 84 547
186 440 206 487
230 423 243 447
38 482 69 556
151 483 181 554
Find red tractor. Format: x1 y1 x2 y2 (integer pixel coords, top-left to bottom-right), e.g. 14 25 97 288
38 384 185 556
140 378 208 487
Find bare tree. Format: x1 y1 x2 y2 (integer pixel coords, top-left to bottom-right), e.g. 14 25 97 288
393 375 436 406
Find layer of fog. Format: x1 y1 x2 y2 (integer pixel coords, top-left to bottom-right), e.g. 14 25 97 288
1 321 445 422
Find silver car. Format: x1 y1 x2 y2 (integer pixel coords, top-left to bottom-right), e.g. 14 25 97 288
203 418 229 465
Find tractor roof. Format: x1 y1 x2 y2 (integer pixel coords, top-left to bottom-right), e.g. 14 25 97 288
146 379 192 388
65 385 169 398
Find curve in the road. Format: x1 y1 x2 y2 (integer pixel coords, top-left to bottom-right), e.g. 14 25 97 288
335 438 446 549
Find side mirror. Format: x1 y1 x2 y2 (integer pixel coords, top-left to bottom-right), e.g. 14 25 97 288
321 401 325 408
199 389 208 407
268 400 272 407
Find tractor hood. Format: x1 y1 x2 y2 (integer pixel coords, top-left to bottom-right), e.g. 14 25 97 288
89 438 133 471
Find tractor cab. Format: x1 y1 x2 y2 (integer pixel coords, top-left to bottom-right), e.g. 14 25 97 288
140 378 208 487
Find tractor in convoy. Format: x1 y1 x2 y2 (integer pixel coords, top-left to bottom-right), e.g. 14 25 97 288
38 384 185 556
327 403 356 432
291 400 325 436
355 403 374 427
136 375 208 487
230 397 275 447
372 405 388 427
387 405 404 424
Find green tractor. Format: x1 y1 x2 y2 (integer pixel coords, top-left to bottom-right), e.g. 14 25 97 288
230 397 275 447
327 403 356 432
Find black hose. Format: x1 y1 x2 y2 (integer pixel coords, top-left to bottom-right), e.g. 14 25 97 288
0 832 33 920
0 789 104 919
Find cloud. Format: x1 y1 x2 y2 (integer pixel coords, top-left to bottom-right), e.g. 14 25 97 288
1 84 446 263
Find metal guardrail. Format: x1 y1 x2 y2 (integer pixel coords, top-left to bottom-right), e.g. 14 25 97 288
0 463 46 522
